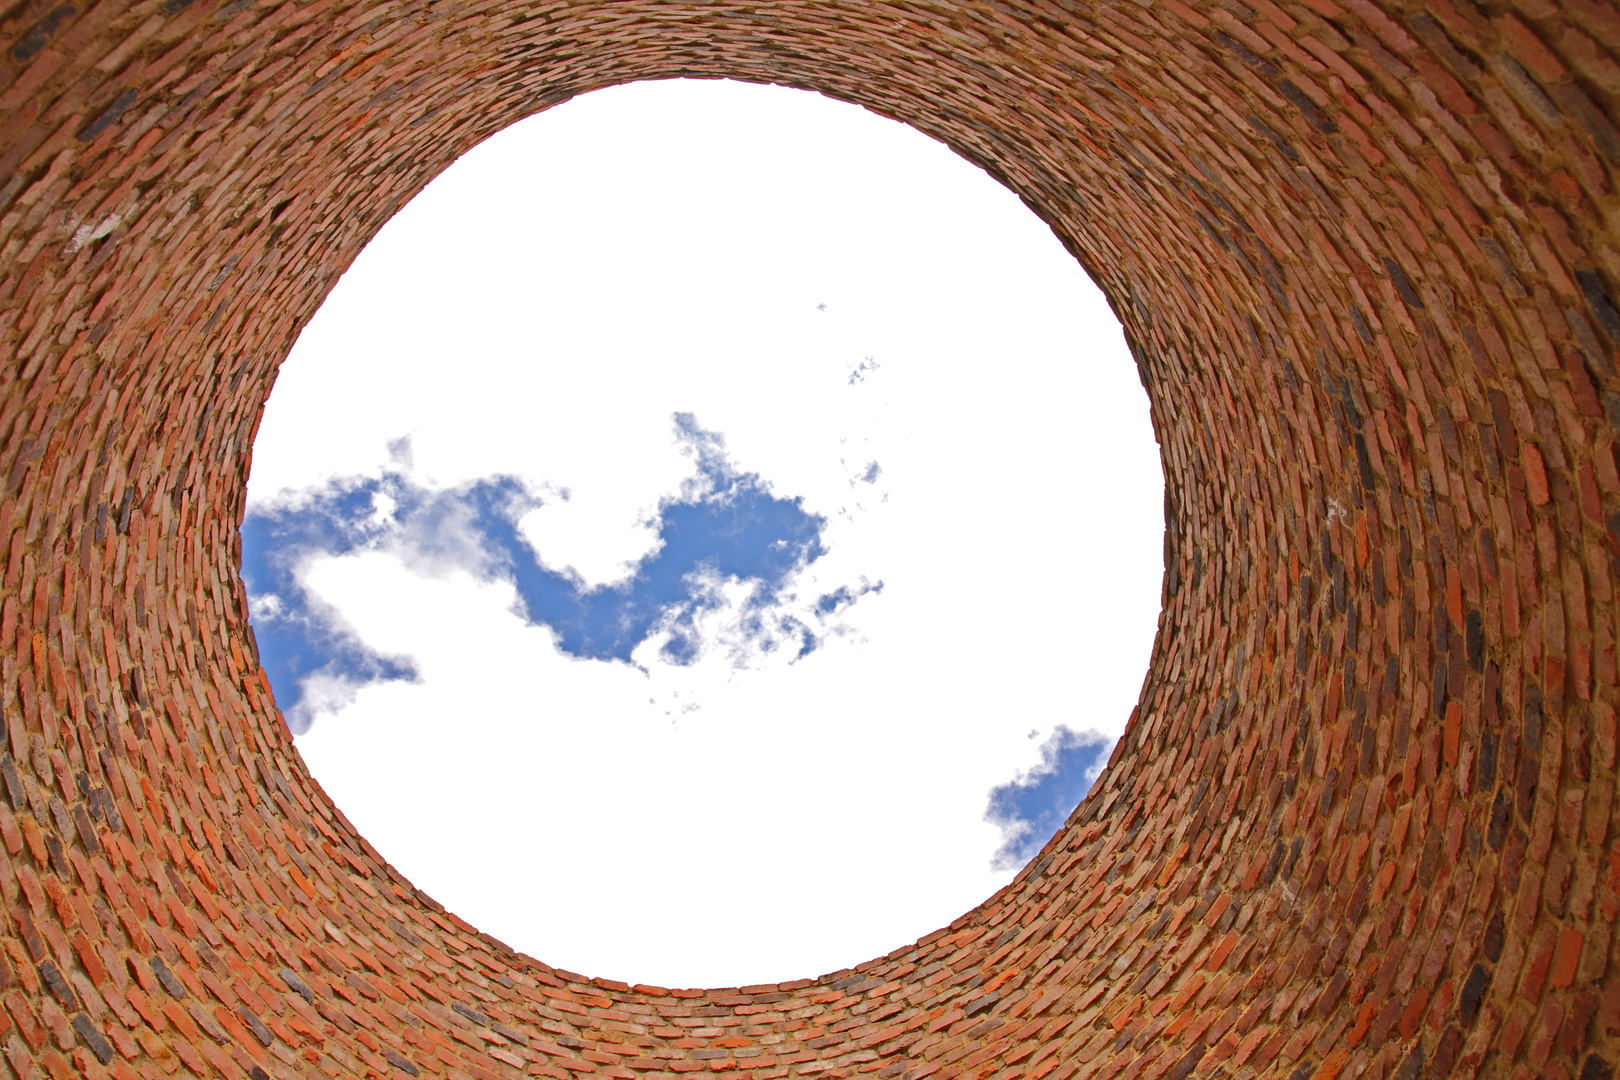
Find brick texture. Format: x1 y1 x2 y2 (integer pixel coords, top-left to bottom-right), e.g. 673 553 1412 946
0 0 1612 1078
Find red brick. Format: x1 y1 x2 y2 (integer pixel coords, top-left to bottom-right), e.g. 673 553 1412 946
0 4 1607 1080
1551 926 1584 989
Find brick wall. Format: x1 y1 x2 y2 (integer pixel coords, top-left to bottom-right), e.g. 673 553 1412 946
0 0 1612 1078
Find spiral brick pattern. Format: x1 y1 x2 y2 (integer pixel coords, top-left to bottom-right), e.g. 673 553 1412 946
0 0 1611 1078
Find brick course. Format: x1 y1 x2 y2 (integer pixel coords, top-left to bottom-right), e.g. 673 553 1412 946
0 0 1612 1078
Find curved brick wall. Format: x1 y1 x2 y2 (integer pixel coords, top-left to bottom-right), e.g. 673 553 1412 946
0 1 1613 1079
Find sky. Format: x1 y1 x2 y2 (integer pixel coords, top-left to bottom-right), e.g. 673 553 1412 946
243 78 1163 989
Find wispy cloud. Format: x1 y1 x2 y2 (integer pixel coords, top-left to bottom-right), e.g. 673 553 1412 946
243 415 878 731
846 356 879 385
815 579 883 618
985 726 1114 870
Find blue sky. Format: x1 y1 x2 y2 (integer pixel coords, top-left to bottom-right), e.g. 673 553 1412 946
244 79 1160 987
243 416 884 731
985 727 1115 869
244 412 1099 866
246 435 1097 863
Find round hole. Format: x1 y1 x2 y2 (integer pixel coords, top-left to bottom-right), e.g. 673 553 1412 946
244 79 1163 986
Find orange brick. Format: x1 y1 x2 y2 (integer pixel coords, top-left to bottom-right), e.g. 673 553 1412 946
0 5 1605 1080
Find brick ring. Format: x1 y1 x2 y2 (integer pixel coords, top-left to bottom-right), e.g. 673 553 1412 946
0 2 1614 1079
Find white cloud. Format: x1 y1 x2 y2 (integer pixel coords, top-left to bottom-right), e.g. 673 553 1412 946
519 497 661 589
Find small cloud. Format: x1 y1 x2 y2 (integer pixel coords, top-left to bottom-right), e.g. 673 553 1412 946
815 578 883 617
985 727 1114 871
854 461 881 486
386 434 414 470
816 302 827 312
847 356 879 385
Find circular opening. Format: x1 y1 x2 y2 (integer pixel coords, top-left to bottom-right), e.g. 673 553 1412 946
242 79 1164 987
